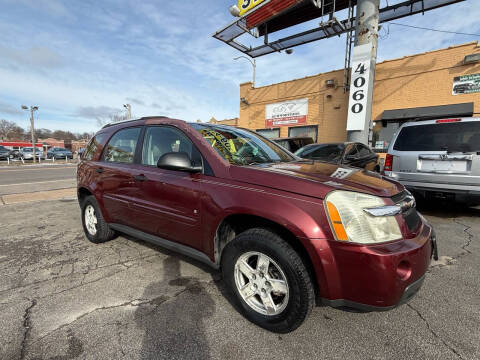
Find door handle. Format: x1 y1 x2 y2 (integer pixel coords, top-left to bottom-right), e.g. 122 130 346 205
133 174 148 182
96 168 104 173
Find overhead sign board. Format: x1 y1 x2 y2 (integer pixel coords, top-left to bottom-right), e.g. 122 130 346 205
452 73 480 95
347 43 373 131
266 98 308 127
238 0 268 17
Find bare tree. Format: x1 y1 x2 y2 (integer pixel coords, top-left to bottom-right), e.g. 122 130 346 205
96 112 130 128
0 119 18 140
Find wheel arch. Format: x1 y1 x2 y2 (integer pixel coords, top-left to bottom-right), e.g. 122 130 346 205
77 186 93 205
214 213 320 298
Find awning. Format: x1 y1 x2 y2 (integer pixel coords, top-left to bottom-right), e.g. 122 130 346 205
380 102 474 122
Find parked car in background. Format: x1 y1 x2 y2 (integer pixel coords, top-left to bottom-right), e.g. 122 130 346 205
295 142 379 171
77 117 436 333
20 147 45 160
384 117 480 205
272 136 314 153
0 145 10 160
47 147 73 159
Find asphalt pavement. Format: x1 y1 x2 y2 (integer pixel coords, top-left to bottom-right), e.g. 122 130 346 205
0 199 478 360
0 164 77 196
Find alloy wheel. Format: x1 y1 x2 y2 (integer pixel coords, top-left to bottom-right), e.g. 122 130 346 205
234 251 289 316
84 204 98 236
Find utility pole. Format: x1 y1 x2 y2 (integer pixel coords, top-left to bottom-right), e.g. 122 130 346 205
21 105 39 163
234 56 256 88
347 0 380 145
123 104 132 120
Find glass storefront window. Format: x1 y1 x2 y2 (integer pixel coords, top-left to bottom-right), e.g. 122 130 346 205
288 126 318 142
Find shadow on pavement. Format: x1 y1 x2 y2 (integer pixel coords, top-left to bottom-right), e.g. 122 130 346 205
134 255 216 360
416 198 480 218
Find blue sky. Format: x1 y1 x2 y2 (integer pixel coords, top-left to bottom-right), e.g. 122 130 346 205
0 0 479 133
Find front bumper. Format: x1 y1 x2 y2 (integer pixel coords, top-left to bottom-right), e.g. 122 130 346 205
315 221 435 311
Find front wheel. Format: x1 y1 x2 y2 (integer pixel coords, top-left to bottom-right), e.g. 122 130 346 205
222 228 315 333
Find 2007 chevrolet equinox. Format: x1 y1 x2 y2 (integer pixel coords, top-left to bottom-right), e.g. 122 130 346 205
77 117 438 333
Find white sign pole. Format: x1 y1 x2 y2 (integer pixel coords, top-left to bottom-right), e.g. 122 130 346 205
346 43 372 131
347 0 380 145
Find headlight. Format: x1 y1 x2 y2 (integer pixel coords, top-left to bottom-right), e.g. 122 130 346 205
325 190 402 244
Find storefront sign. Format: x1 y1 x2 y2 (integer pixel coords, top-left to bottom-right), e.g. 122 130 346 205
238 0 267 16
452 73 480 95
347 43 373 131
265 98 308 127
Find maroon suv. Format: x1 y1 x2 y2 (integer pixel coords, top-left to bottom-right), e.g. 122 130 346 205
77 117 437 333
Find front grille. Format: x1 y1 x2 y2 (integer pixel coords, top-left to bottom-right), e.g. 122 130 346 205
403 208 421 231
391 190 408 203
390 190 421 231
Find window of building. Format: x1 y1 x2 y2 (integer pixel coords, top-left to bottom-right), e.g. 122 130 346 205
141 126 203 167
103 127 141 163
288 126 318 142
256 128 280 139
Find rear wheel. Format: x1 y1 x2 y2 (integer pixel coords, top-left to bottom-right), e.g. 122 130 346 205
222 228 315 333
81 195 116 243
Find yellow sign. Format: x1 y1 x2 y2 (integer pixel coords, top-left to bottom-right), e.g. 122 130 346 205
238 0 267 16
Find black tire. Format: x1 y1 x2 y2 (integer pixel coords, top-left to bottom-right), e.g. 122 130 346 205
81 195 116 243
221 228 315 333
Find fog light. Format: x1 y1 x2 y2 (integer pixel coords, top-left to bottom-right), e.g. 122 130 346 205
397 261 411 280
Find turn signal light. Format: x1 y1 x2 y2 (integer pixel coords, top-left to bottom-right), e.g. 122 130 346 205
326 201 348 241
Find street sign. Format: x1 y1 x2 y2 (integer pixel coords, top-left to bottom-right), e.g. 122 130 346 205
347 43 372 131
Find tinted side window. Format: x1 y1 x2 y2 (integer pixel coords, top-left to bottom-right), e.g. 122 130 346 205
301 145 344 162
83 133 107 160
103 128 141 163
357 144 372 157
345 144 359 158
141 126 202 167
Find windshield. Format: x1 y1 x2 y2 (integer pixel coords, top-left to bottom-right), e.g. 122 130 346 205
393 120 480 152
191 124 295 165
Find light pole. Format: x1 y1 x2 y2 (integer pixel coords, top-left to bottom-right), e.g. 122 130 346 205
21 105 39 164
123 104 132 120
234 56 256 88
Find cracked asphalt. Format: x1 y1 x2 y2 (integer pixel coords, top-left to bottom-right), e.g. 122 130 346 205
0 199 479 360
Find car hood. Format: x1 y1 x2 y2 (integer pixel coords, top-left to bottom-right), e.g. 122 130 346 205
229 160 403 199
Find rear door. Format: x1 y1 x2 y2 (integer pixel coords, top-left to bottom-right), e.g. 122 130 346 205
390 119 480 186
96 127 142 225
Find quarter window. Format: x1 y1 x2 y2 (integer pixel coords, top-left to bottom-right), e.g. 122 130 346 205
83 134 107 161
141 126 202 167
103 127 141 163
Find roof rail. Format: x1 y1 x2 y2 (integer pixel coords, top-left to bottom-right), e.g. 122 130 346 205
101 116 168 129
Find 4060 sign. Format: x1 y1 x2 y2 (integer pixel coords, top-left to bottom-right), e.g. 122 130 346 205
347 43 373 131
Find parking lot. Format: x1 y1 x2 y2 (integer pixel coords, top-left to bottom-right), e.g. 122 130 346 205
0 169 478 359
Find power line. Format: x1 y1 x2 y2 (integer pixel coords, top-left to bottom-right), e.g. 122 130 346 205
388 22 480 37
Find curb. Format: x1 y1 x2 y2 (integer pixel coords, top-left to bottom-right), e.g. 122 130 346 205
0 188 77 205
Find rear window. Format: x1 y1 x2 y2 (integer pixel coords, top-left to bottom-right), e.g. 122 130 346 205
393 121 480 152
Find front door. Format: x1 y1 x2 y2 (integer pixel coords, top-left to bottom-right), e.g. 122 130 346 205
129 125 204 250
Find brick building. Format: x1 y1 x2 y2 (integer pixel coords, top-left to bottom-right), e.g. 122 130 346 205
237 42 480 147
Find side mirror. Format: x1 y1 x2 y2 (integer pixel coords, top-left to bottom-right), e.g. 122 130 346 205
157 152 202 173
